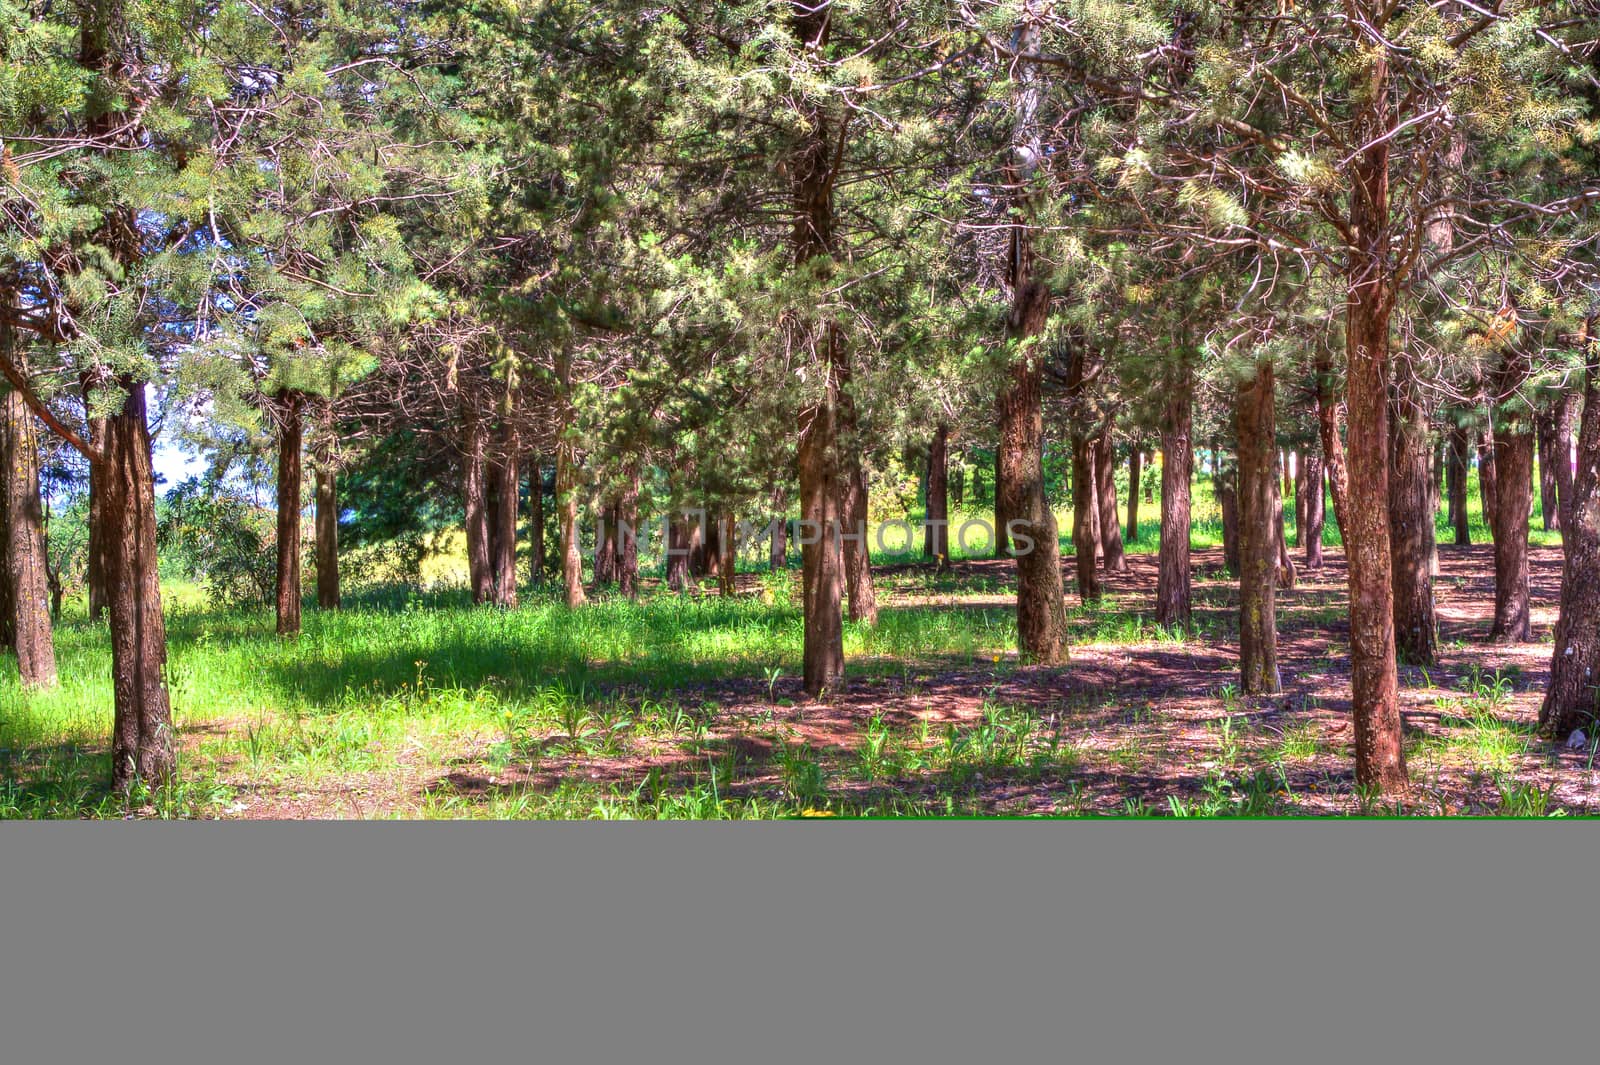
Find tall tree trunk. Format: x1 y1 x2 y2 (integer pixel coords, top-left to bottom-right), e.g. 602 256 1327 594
1095 426 1126 573
1071 432 1102 603
1217 467 1240 577
1126 445 1141 545
312 403 339 611
528 457 545 587
1236 359 1280 694
86 442 107 621
490 427 519 608
556 435 585 609
997 298 1068 662
1342 91 1407 793
1303 449 1326 570
594 502 617 587
1389 367 1437 665
1294 451 1307 548
950 458 963 508
1312 350 1351 549
1446 421 1471 545
797 382 845 693
769 485 788 570
1554 390 1576 535
924 424 949 568
841 455 877 625
274 390 304 637
2 367 57 688
667 515 695 593
1538 402 1561 532
463 405 492 605
1489 351 1534 642
1155 355 1193 625
718 512 737 598
1272 462 1296 591
993 447 1011 558
616 471 640 599
1543 333 1600 736
1478 427 1498 542
102 380 174 792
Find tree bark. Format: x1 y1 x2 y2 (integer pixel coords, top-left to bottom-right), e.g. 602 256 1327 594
490 426 519 608
1217 467 1240 577
1126 446 1141 545
769 486 788 570
993 446 1011 558
1446 421 1471 545
667 515 695 593
594 502 617 587
1236 359 1280 694
1312 348 1351 547
528 457 545 587
1478 426 1498 543
841 455 878 625
997 296 1068 662
1071 432 1102 603
1095 426 1127 572
798 382 845 693
556 434 585 609
463 405 492 605
1543 335 1600 736
1303 449 1325 570
718 512 737 598
1294 450 1306 548
102 380 174 792
1389 366 1437 664
1554 390 1576 535
313 435 339 611
2 368 57 687
274 390 304 637
616 473 639 599
1342 90 1407 793
1538 402 1561 532
1489 358 1534 642
1272 461 1296 591
86 438 107 621
1155 354 1193 625
924 423 950 568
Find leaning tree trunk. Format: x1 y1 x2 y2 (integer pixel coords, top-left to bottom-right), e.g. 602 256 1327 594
1155 354 1193 626
1389 368 1437 665
1303 449 1326 570
1095 426 1127 573
924 423 950 568
1543 338 1600 737
463 405 493 605
101 379 174 792
490 427 519 609
1446 421 1471 546
1236 358 1280 695
1538 402 1561 533
274 390 304 637
2 371 57 688
1071 432 1102 604
1342 103 1407 794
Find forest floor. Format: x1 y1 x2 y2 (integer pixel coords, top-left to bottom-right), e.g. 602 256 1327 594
2 541 1592 818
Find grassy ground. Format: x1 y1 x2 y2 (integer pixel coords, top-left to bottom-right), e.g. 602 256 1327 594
1 476 1583 819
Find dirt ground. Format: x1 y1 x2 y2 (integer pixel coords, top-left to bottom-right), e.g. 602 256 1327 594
212 544 1597 818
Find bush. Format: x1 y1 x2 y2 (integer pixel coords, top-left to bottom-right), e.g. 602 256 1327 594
158 477 278 607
